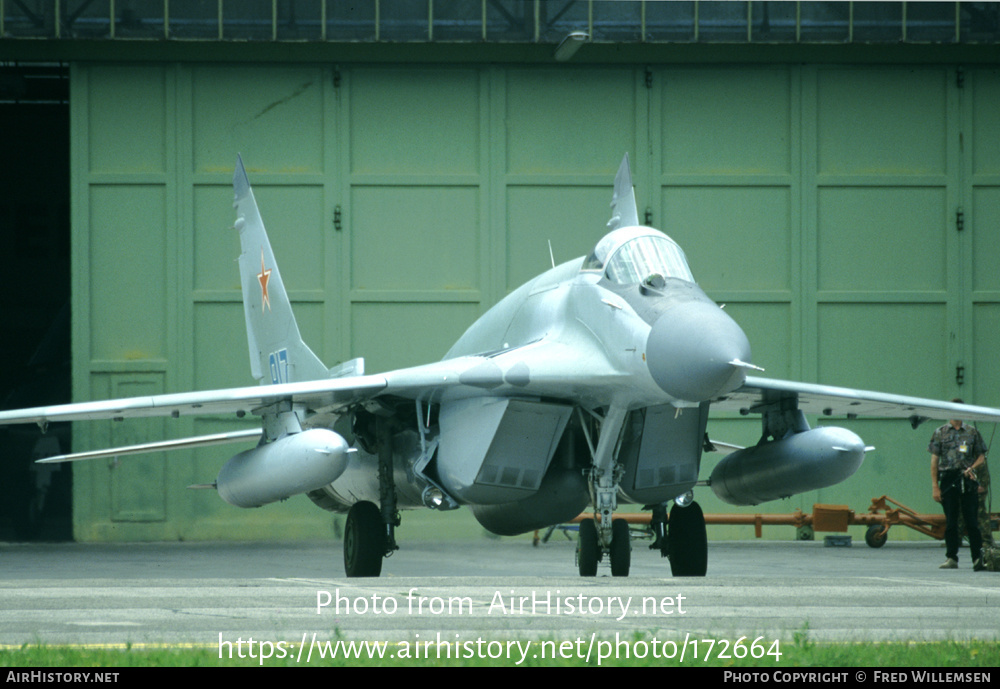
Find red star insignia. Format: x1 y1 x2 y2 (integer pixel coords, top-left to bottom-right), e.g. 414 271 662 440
257 249 272 311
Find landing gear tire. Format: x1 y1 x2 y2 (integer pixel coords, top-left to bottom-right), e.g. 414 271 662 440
865 524 888 548
668 501 707 577
609 518 631 577
577 518 600 576
344 501 385 577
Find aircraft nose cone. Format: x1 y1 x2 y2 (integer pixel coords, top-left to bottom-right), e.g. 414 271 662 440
646 300 752 403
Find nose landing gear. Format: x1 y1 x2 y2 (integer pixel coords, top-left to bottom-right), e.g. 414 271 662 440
576 516 632 577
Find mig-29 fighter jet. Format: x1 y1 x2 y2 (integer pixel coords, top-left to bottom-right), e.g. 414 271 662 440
4 154 1000 578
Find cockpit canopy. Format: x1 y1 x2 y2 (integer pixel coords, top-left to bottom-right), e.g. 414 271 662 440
582 227 694 284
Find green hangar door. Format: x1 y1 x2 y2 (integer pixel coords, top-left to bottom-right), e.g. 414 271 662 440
69 64 999 540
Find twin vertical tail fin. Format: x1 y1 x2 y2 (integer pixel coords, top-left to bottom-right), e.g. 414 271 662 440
608 153 640 231
233 155 329 385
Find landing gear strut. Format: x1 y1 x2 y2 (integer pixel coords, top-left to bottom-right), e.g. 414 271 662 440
650 503 669 556
577 405 631 577
343 414 400 578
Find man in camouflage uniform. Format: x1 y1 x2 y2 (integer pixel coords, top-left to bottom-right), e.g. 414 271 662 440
929 407 987 571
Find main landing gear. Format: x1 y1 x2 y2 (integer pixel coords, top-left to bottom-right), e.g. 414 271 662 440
580 497 707 577
343 414 401 577
649 497 708 576
344 501 385 577
574 405 706 578
665 500 707 576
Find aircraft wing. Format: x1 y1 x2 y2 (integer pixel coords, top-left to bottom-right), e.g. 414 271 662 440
0 345 618 430
0 375 388 427
716 375 1000 427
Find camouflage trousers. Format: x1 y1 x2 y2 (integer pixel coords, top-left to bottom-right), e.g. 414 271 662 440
983 543 1000 571
958 464 993 546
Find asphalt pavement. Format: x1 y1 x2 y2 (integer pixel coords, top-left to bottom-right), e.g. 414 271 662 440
1 536 997 653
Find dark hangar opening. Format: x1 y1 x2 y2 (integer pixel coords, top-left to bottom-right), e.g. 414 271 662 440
0 61 72 541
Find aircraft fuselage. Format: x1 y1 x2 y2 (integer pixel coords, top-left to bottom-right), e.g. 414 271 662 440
311 227 753 536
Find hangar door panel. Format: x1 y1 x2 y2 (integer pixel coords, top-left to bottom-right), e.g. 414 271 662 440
503 68 638 294
347 68 485 374
108 376 167 523
658 68 796 383
660 68 793 177
816 69 948 176
87 65 168 174
505 69 636 175
812 68 956 402
969 71 1000 410
190 65 328 173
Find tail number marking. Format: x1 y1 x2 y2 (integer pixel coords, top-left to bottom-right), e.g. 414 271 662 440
269 349 289 385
